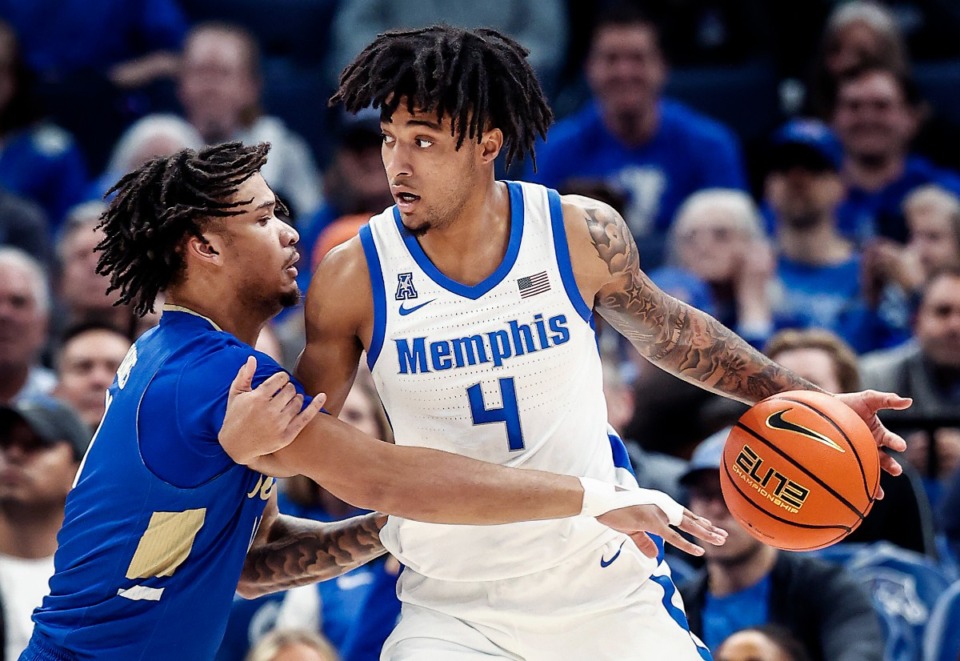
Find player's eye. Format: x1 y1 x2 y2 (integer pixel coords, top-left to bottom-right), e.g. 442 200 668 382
381 133 395 145
415 138 433 149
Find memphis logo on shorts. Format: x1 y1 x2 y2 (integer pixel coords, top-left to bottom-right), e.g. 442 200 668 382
732 445 810 514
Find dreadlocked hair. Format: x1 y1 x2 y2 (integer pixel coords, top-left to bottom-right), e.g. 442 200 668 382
331 24 553 170
95 141 277 317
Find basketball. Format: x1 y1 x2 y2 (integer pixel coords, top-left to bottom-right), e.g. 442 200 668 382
719 390 881 551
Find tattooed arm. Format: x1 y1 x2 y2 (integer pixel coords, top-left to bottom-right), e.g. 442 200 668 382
562 195 816 404
238 493 388 598
561 195 910 472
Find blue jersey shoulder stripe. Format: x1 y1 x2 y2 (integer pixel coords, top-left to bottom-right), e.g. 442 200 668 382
359 223 386 371
547 188 592 322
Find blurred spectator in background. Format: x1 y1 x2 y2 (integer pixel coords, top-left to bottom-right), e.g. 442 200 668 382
653 188 775 349
678 429 884 661
715 625 812 661
765 119 908 353
328 0 568 99
245 628 340 661
860 267 960 501
85 113 203 202
296 111 392 293
177 22 321 218
830 61 960 243
0 396 91 659
0 186 51 268
525 3 746 251
53 322 131 432
862 183 960 315
764 328 935 557
0 247 52 404
806 1 910 120
0 21 88 227
0 0 188 172
55 202 132 335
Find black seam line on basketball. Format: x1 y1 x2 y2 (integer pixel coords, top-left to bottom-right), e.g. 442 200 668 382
776 396 872 502
722 458 852 532
734 421 866 522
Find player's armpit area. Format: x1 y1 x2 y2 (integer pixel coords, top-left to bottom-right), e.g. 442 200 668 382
567 196 812 404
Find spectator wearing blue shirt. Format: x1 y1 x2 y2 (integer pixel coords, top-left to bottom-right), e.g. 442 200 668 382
523 4 747 243
0 22 88 227
830 62 960 244
766 119 909 353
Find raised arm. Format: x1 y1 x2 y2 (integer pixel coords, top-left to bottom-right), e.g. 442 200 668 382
294 238 371 413
560 195 909 471
238 493 388 598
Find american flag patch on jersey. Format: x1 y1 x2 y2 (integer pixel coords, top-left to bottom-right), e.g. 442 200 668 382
517 271 550 298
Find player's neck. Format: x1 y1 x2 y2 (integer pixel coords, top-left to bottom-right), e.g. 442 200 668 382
164 289 268 347
0 503 62 559
415 179 511 285
706 544 778 596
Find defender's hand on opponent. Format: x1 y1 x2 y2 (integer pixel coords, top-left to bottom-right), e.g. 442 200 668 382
219 356 326 465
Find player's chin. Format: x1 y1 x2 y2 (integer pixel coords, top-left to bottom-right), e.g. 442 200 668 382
278 285 301 309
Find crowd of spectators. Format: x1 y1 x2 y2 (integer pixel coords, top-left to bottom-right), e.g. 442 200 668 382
1 0 960 659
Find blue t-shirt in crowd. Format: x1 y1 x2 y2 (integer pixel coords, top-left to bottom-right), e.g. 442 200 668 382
837 156 960 243
0 124 88 227
524 99 747 236
702 574 771 650
775 255 909 354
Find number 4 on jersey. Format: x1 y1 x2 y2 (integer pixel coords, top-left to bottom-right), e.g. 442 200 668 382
467 377 525 451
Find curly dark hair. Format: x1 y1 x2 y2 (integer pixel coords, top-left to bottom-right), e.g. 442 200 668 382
330 24 553 169
95 141 280 317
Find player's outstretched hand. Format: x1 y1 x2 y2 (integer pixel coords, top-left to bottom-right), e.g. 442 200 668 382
219 356 326 465
597 504 727 559
835 390 912 477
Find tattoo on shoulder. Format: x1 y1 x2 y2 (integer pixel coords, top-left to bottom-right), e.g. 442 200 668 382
580 201 813 403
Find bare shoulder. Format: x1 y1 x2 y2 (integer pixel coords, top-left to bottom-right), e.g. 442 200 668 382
557 193 641 303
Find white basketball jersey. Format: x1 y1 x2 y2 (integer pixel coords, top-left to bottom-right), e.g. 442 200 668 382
360 181 629 581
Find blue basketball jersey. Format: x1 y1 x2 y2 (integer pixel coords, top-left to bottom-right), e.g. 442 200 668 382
28 309 297 660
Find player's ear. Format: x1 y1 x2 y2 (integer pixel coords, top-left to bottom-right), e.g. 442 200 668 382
185 233 224 265
478 127 503 165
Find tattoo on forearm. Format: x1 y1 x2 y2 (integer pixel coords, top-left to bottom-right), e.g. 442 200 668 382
582 202 816 403
240 513 387 595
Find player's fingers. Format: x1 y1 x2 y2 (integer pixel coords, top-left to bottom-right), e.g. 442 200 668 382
879 451 902 480
278 393 304 421
257 371 291 398
285 395 325 438
879 428 908 453
228 356 257 400
677 511 727 546
868 390 913 411
628 532 660 558
659 526 705 557
268 382 298 411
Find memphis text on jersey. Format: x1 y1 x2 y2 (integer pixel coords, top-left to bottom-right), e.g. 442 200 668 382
395 313 570 374
732 444 810 514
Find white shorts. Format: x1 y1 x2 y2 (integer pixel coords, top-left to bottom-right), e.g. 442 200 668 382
381 537 711 661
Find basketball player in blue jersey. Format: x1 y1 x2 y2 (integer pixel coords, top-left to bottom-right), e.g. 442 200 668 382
299 25 914 660
21 142 726 661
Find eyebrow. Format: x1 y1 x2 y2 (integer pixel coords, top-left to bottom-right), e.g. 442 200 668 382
405 118 443 130
254 198 276 211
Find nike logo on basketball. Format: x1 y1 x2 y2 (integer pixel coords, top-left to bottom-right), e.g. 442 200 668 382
600 541 625 568
765 409 845 453
398 299 435 316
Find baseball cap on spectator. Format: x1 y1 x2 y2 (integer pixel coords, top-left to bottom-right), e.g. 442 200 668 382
768 119 843 173
0 396 93 461
679 427 731 486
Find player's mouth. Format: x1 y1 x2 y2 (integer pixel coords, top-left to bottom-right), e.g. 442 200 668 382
394 191 421 213
284 252 300 278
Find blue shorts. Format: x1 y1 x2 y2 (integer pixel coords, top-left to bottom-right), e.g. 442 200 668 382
19 632 77 661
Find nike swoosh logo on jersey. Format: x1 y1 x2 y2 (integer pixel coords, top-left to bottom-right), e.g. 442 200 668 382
398 299 436 316
600 541 626 568
765 409 845 453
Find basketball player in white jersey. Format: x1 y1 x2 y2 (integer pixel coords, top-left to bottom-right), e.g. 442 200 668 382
298 25 912 661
